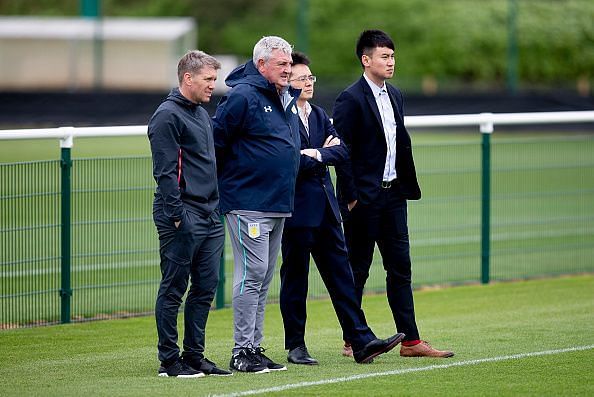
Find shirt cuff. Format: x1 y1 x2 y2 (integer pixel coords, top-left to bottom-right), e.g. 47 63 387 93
315 149 322 162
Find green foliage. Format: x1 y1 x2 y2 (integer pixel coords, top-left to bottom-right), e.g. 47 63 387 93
0 0 77 15
1 0 593 89
519 0 594 82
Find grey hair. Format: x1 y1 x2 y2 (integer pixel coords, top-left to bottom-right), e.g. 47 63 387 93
252 36 293 65
177 50 221 84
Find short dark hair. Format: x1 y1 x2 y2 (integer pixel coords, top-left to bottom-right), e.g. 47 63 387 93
291 51 310 66
356 29 395 67
177 50 221 84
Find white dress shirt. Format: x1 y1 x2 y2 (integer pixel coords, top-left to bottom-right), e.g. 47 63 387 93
363 73 397 181
298 101 322 162
298 101 312 135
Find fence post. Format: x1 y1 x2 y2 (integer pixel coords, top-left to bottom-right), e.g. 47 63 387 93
215 215 226 309
480 114 493 284
59 130 74 323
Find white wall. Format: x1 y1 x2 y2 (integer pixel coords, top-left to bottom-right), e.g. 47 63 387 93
0 17 215 91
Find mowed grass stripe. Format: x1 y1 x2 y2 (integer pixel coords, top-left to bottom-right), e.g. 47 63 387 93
213 345 594 397
0 275 592 396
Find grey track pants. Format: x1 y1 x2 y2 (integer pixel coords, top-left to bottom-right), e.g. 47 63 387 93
225 213 285 352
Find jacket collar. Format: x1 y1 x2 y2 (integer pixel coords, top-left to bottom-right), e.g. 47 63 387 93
226 60 301 99
166 87 198 109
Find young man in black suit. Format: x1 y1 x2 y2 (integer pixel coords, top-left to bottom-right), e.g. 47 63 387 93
333 30 454 358
279 52 405 365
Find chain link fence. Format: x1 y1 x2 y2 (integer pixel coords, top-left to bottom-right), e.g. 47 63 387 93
1 120 593 328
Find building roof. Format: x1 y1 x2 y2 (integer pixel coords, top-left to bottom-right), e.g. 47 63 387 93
0 16 195 41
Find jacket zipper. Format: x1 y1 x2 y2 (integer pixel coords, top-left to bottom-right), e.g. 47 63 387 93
177 148 182 186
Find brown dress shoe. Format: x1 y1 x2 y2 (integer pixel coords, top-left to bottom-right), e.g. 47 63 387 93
400 341 454 358
342 342 353 358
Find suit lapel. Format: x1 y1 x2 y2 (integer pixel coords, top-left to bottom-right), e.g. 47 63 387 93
386 85 404 125
307 108 322 148
385 85 411 149
360 78 383 131
298 116 311 148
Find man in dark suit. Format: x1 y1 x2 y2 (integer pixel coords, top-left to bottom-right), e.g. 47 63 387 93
333 30 454 358
280 52 405 365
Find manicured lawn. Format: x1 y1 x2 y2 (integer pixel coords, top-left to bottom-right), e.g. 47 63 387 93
0 275 592 396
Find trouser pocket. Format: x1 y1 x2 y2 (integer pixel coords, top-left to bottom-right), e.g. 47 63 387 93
161 211 194 265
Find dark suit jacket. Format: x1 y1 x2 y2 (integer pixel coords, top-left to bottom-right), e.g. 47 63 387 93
285 103 348 228
333 76 421 207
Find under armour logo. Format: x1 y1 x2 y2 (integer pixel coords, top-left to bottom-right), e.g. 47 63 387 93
234 358 245 370
263 106 272 113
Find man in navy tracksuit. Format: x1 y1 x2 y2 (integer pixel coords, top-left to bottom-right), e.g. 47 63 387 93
213 36 300 373
148 51 231 378
280 52 405 366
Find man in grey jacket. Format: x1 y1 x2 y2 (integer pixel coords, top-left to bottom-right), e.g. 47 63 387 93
148 50 231 378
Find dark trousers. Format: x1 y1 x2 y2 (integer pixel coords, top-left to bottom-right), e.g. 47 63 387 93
280 205 376 352
343 183 420 341
153 205 224 364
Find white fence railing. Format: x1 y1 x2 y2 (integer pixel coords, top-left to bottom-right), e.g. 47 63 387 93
1 110 593 325
1 111 593 147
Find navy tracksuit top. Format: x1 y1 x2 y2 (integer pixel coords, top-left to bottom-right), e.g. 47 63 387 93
213 60 301 214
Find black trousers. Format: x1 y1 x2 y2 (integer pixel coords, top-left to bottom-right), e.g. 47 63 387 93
343 183 420 341
153 205 224 364
280 204 376 352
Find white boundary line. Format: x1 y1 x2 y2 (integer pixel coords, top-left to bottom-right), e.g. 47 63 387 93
212 345 594 397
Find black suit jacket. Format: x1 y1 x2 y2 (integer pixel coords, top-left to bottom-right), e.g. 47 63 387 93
285 103 348 228
332 76 421 207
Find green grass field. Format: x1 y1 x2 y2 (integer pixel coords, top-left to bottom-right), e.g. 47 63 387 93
1 132 593 326
1 275 593 396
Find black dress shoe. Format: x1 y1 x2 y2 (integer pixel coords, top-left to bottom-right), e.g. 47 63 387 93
287 345 319 365
353 333 405 364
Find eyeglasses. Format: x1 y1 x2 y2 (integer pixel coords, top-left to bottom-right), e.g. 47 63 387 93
290 75 317 83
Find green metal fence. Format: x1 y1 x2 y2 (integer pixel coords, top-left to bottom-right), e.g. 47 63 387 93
69 157 157 322
1 160 61 327
1 119 593 328
0 156 160 327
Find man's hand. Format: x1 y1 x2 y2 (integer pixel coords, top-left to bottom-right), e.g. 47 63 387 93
347 200 357 211
323 135 340 148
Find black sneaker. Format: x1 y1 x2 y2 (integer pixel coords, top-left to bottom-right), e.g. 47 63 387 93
229 348 270 373
158 360 204 378
184 356 233 376
255 346 287 371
